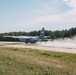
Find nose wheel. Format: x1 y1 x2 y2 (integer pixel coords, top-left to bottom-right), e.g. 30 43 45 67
25 41 28 43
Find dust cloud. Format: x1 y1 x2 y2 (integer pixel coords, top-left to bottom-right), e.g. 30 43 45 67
38 36 76 49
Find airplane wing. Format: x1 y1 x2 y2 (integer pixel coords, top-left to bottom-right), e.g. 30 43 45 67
3 36 39 43
4 36 31 43
4 36 30 39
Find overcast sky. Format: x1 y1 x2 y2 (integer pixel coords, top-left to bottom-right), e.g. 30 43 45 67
0 0 76 33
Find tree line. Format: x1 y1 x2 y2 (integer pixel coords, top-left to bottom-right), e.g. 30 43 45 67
0 27 76 41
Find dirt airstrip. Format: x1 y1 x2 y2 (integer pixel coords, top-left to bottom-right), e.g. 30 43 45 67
0 42 76 54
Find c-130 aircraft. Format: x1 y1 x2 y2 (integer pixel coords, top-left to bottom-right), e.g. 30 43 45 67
4 28 50 43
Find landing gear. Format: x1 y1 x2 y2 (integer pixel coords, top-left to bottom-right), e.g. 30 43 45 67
25 41 28 44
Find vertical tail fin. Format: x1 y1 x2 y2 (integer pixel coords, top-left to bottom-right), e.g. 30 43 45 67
39 28 45 39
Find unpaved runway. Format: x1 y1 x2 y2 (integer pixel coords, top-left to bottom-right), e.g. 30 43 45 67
0 42 76 54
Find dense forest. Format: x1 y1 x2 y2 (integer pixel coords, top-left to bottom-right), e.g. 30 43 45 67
0 27 76 41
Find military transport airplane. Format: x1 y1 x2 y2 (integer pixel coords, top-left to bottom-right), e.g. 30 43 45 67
4 28 50 43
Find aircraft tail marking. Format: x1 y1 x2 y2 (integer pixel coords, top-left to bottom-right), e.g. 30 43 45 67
39 28 45 39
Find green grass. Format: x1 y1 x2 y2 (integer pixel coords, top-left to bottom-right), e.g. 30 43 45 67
0 47 76 75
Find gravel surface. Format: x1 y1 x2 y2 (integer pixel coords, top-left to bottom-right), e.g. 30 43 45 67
0 42 76 54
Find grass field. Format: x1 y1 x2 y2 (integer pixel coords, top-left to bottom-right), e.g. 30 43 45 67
0 46 76 75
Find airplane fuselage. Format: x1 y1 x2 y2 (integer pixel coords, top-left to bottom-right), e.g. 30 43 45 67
19 36 47 43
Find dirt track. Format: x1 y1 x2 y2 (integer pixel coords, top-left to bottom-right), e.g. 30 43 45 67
1 42 76 54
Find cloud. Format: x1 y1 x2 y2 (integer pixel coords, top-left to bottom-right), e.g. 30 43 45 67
1 0 76 32
18 0 75 25
26 0 76 25
64 0 76 19
8 0 76 26
64 0 76 7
